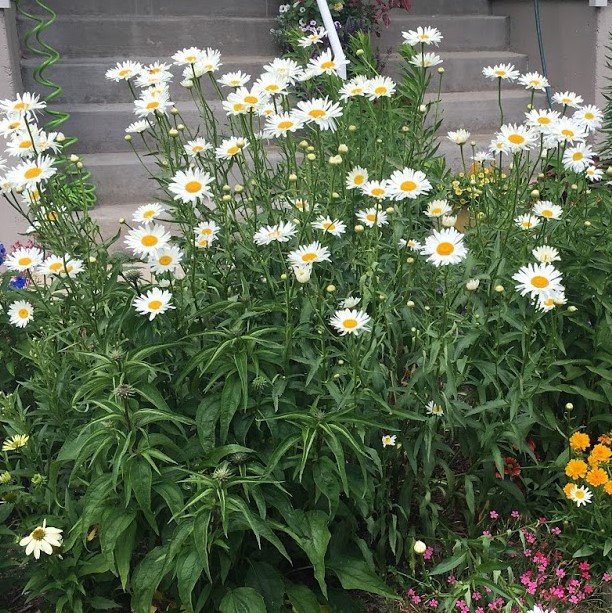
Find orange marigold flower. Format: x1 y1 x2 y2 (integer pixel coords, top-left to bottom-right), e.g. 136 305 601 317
565 459 588 480
586 468 609 487
599 433 612 445
563 482 577 499
604 482 612 495
569 432 590 452
588 443 612 466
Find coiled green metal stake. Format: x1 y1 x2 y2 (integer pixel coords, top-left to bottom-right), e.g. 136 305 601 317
15 0 97 207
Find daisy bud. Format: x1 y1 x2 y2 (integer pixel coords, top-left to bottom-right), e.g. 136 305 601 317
88 256 97 263
437 67 444 74
527 103 533 110
333 373 341 379
338 359 344 365
407 300 415 307
161 161 169 167
571 184 578 190
356 49 364 56
307 153 316 161
565 402 574 410
76 162 83 169
386 207 395 214
183 79 194 88
410 327 417 333
338 144 348 154
222 194 231 202
280 273 288 281
406 257 415 264
584 220 591 226
607 166 612 176
0 471 11 484
307 145 315 152
586 189 591 194
419 104 427 113
466 279 480 291
177 124 185 130
530 189 539 198
401 125 410 132
354 224 364 233
477 212 486 220
15 186 24 193
328 155 343 165
326 284 336 293
379 294 386 301
118 218 126 224
168 128 178 137
424 305 430 311
299 140 309 148
538 173 545 179
124 134 132 141
413 540 427 555
494 284 505 293
292 264 312 283
56 132 66 142
69 154 79 163
234 184 243 193
223 184 231 191
332 192 340 199
288 173 298 182
376 138 383 143
568 305 578 313
171 107 179 115
348 124 357 132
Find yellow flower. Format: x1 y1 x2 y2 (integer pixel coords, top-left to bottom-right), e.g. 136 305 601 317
1 434 29 452
586 468 609 487
563 482 577 499
565 459 588 480
604 482 612 495
588 443 611 466
569 431 590 452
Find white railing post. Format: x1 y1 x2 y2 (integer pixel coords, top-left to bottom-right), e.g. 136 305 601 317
315 0 348 79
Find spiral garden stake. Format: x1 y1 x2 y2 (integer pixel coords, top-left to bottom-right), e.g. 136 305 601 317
15 0 97 208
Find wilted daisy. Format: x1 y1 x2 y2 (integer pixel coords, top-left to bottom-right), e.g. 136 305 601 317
133 288 175 320
421 228 468 266
426 401 444 416
447 129 470 145
308 49 349 77
294 97 343 131
105 60 143 81
168 168 214 202
533 200 562 220
570 485 593 506
409 52 442 68
425 200 452 218
7 155 56 189
537 290 567 312
298 27 327 47
8 301 34 328
525 108 560 131
0 92 46 116
382 435 397 447
466 279 480 291
132 203 165 223
184 138 212 157
387 168 432 200
341 296 361 309
19 520 63 560
194 221 220 247
552 90 583 108
124 224 172 256
514 213 540 230
364 76 396 100
399 238 422 252
172 46 204 65
513 263 564 299
482 64 520 81
148 246 184 274
263 58 303 84
125 120 149 134
219 70 251 88
311 216 346 237
532 245 560 263
292 264 312 284
586 166 603 182
346 166 369 190
216 136 249 160
190 48 222 75
339 76 368 100
329 308 371 336
287 241 331 266
4 247 43 271
357 207 388 228
402 26 443 46
253 221 297 245
572 104 603 132
518 71 549 91
263 113 304 138
1 433 29 451
361 180 390 200
498 124 537 152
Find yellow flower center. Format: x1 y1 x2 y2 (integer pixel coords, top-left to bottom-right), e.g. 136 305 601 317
158 255 172 266
185 55 197 63
143 209 156 218
562 97 572 104
572 152 583 161
198 239 209 247
508 134 525 145
146 101 160 110
17 256 32 266
436 242 454 256
14 102 27 110
266 84 279 92
371 188 385 196
31 528 45 541
531 275 549 288
350 87 363 95
19 140 33 149
561 129 574 137
529 80 540 87
320 60 335 70
366 213 377 222
18 308 29 319
418 34 429 40
185 180 202 193
342 318 358 329
309 109 326 118
141 235 159 247
353 175 365 185
227 146 240 155
323 222 336 232
118 69 130 77
302 252 317 262
584 112 594 120
49 262 63 271
400 180 417 191
191 145 204 152
200 227 213 235
9 121 20 129
148 300 162 310
24 167 42 179
233 103 245 112
277 120 293 130
431 208 442 215
537 116 551 124
244 95 258 104
374 86 387 95
574 489 585 499
495 70 506 76
540 209 553 218
543 298 555 307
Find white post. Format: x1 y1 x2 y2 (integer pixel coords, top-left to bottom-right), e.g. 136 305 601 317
315 0 348 79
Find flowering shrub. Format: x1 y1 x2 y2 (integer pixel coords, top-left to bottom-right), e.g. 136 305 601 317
0 22 611 613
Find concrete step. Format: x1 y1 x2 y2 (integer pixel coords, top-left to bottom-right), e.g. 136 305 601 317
18 16 280 59
409 0 489 14
375 14 510 52
16 0 282 17
383 50 529 92
21 56 275 105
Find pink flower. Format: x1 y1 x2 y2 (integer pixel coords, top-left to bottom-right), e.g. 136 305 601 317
578 561 590 571
603 572 612 582
551 526 561 535
555 568 566 578
424 546 434 560
490 510 499 519
511 510 521 519
428 599 439 608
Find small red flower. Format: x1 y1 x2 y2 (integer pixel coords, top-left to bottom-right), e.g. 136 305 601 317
496 457 521 478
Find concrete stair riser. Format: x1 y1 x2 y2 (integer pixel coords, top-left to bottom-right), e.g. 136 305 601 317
17 16 280 59
409 0 489 14
16 0 282 17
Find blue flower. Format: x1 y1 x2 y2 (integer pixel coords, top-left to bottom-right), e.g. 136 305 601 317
9 276 28 289
0 243 5 266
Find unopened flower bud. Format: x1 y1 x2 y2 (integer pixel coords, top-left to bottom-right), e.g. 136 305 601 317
168 128 179 137
288 173 298 182
584 220 591 226
299 140 309 149
69 154 79 163
171 107 179 115
88 256 97 263
222 194 232 202
494 284 505 293
354 224 364 233
332 192 340 199
407 300 415 307
307 145 315 152
414 540 427 555
118 218 126 224
401 125 410 133
280 273 288 281
406 257 415 264
565 402 574 410
386 206 395 214
356 49 364 56
177 123 185 130
338 144 348 154
234 184 243 193
437 67 444 74
571 183 578 190
348 124 357 132
76 162 83 169
466 279 480 291
329 155 342 165
607 166 612 176
419 104 427 113
307 153 316 161
568 305 578 312
292 264 311 283
531 189 539 198
124 134 132 141
326 284 336 293
56 132 66 142
223 184 231 192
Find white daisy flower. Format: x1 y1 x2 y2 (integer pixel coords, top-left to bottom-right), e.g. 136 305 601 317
253 73 289 97
514 213 540 230
311 216 346 236
172 46 204 66
341 296 361 309
290 197 314 212
329 308 371 336
533 200 563 220
38 254 66 276
498 123 538 152
441 215 457 228
219 71 251 88
125 120 149 134
263 113 304 139
399 238 422 252
465 279 480 291
552 91 583 108
536 289 567 311
134 65 173 89
572 105 603 133
488 135 508 155
8 300 34 328
512 263 564 299
226 86 269 112
7 155 56 189
339 76 368 100
402 26 443 47
585 166 603 182
563 143 594 173
482 63 520 81
124 224 172 256
425 199 452 218
0 92 46 117
550 118 588 144
133 288 175 320
4 247 43 271
357 207 388 227
382 434 397 447
346 166 369 190
387 168 432 201
525 108 560 132
294 97 343 132
253 221 297 245
361 180 390 200
569 485 593 506
532 245 560 263
518 71 549 91
421 228 468 266
364 76 396 100
426 401 444 416
409 52 442 68
133 88 173 118
298 26 327 47
168 169 214 202
58 258 84 277
194 221 220 248
132 203 165 223
287 241 331 266
148 246 184 274
292 264 312 283
215 136 249 160
447 129 470 145
19 520 62 559
263 58 303 84
184 138 212 157
0 115 27 137
105 60 143 81
189 48 222 75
